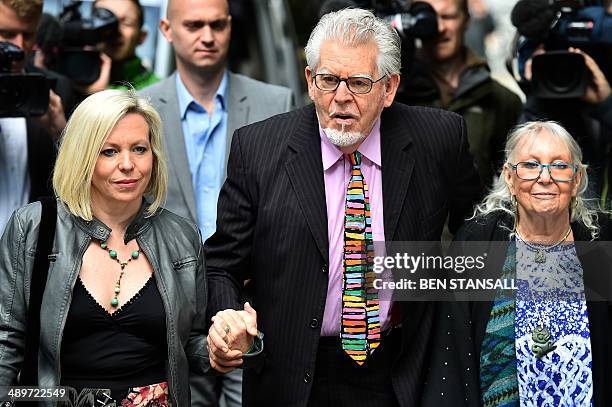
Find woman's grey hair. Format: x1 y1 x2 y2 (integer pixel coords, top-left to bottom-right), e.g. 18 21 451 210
305 8 401 77
472 121 601 240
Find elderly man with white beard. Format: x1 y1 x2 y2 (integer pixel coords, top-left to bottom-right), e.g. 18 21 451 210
204 8 482 406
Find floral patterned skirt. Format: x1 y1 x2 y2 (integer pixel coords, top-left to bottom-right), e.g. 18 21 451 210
121 382 170 407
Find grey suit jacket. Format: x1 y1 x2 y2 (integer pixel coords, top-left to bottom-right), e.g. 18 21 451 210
140 71 294 223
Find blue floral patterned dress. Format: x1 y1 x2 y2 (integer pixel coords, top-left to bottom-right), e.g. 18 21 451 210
514 240 593 406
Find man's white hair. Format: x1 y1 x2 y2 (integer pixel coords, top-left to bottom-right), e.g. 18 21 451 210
305 8 401 77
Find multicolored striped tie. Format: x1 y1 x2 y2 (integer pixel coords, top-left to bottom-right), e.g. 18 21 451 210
341 151 381 365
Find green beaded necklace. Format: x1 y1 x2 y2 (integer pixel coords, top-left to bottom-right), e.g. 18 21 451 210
100 240 140 308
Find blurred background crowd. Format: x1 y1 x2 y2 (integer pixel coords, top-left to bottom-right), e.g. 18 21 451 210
10 0 528 105
3 0 610 200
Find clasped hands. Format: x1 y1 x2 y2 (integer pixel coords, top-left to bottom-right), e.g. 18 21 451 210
207 302 258 373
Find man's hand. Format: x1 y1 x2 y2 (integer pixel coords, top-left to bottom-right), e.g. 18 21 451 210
36 89 66 143
207 302 258 373
570 47 611 105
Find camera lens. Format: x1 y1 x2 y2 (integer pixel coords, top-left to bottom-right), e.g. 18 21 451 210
546 58 582 93
531 51 589 99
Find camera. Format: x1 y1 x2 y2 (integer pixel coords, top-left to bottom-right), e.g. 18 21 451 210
53 1 119 84
362 0 439 102
0 42 50 118
511 0 612 98
325 0 438 40
379 0 438 39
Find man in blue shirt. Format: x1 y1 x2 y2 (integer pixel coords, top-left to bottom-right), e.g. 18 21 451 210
175 70 230 241
140 0 294 404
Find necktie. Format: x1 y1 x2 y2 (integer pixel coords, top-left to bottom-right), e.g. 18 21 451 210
341 151 380 365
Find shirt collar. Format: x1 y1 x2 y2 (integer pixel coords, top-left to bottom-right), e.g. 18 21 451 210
176 70 229 119
319 118 382 171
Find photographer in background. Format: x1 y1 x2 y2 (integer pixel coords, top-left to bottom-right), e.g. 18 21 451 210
513 0 612 198
400 0 522 189
85 0 159 93
0 0 76 234
0 0 77 141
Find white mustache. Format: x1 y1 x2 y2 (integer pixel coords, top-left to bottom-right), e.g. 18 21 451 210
329 107 357 119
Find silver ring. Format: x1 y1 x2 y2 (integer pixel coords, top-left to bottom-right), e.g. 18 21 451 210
224 325 231 335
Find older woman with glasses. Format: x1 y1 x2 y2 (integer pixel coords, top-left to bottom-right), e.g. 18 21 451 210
430 121 612 406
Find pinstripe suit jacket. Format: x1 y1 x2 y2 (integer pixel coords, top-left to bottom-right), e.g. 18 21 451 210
205 103 482 406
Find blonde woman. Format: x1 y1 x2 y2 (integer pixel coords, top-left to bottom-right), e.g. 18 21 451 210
0 90 211 406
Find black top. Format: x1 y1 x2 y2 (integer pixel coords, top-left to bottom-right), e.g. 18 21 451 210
60 276 167 402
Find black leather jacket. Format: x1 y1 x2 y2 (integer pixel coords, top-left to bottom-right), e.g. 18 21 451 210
0 199 209 406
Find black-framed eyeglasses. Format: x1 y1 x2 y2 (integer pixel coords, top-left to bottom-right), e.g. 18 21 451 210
508 161 578 182
313 73 386 94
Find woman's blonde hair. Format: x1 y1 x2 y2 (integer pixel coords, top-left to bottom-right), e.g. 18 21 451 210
53 89 167 220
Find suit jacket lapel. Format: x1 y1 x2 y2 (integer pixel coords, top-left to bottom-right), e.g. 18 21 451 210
285 105 329 262
381 105 415 241
156 73 197 220
226 73 249 175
